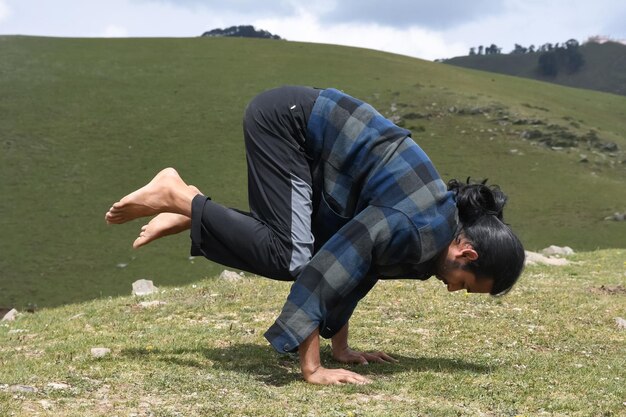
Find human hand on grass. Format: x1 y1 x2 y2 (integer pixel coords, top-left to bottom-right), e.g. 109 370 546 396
330 322 398 365
332 346 398 365
303 365 371 385
299 327 372 385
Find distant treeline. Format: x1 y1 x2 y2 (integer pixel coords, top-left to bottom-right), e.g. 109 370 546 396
468 38 584 77
201 25 282 40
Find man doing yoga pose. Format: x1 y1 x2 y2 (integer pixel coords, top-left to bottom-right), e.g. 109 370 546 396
106 86 525 385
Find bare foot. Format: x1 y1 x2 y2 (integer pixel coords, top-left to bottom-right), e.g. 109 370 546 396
105 168 193 224
132 185 201 248
133 213 191 248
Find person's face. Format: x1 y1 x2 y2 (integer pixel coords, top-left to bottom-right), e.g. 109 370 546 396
435 236 494 294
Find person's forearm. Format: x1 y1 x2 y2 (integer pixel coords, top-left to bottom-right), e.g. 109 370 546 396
297 326 371 384
298 328 321 378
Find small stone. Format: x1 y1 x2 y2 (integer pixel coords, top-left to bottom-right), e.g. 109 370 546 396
524 251 569 266
132 279 158 296
614 212 625 221
39 400 53 410
1 308 18 321
47 382 70 390
600 142 619 152
540 245 575 257
219 270 242 282
9 384 38 393
137 300 166 308
91 347 111 358
615 317 626 330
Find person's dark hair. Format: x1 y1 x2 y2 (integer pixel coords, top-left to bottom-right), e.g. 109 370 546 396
448 178 525 295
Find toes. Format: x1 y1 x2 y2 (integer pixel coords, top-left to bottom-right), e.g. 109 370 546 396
133 237 145 249
105 207 122 220
105 213 125 224
106 217 122 225
133 233 150 249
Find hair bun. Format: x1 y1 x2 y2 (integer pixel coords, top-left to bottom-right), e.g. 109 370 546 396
448 178 507 224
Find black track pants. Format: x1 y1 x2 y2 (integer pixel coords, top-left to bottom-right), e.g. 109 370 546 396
190 86 321 281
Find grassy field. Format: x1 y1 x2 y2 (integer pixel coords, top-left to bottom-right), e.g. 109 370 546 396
1 36 625 310
1 250 625 416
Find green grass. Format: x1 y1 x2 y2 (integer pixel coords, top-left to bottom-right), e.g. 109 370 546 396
1 36 625 310
1 250 625 416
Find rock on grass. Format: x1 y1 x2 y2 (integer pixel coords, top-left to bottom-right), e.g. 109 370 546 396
1 308 18 321
132 279 158 296
91 347 111 358
525 251 569 266
219 270 244 282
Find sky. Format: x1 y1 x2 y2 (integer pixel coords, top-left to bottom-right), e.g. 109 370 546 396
0 0 625 60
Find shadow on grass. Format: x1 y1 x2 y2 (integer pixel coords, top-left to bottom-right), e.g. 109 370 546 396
121 343 493 387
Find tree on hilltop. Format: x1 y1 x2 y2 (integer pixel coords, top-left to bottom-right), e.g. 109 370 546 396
485 44 502 54
201 25 282 40
538 38 584 76
469 44 501 55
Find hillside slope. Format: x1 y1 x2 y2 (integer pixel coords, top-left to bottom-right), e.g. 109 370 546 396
444 41 626 96
1 36 625 309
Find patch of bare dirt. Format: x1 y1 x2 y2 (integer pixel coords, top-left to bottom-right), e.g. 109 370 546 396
589 284 626 295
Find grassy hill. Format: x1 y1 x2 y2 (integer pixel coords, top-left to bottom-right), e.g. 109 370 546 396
1 36 625 310
1 250 625 416
444 41 626 96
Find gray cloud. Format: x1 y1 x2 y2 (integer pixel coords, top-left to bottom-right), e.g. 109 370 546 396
140 0 298 18
604 9 626 40
319 0 508 29
141 0 509 30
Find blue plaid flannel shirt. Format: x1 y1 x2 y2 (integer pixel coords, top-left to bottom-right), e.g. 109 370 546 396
264 88 458 353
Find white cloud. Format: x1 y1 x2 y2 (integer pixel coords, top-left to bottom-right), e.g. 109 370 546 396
319 0 507 30
0 0 10 22
254 10 466 60
443 0 622 56
101 24 129 38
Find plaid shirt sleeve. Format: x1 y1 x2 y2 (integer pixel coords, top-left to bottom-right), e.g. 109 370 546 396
264 204 418 353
